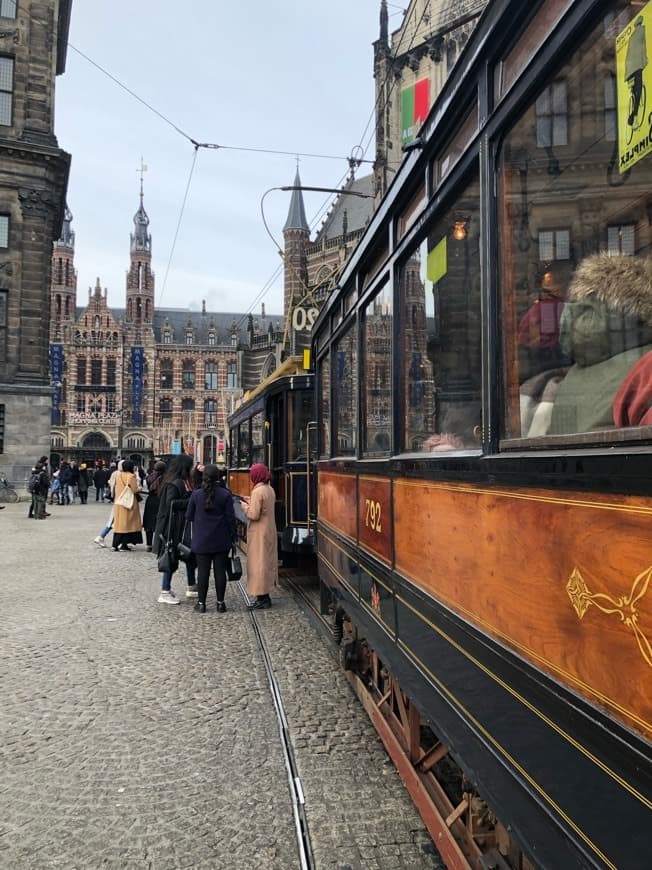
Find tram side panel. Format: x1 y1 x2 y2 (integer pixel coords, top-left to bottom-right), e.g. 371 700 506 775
317 468 652 870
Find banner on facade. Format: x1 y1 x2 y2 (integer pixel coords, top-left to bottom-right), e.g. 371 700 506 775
49 343 63 424
401 78 430 146
131 346 144 425
617 3 652 173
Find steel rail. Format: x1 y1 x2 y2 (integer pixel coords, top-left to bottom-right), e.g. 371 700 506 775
235 581 315 870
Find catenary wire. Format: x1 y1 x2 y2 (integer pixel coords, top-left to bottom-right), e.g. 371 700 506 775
157 147 199 306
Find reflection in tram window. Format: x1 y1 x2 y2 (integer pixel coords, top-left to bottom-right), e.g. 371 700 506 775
334 324 358 455
363 283 392 455
401 174 481 452
251 412 264 464
237 423 249 468
319 355 330 457
499 1 652 441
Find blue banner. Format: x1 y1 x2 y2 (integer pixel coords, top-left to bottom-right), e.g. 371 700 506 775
50 343 63 424
131 346 144 425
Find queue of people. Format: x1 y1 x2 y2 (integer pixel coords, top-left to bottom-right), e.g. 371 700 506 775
88 456 278 612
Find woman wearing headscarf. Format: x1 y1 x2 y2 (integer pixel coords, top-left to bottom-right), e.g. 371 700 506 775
153 454 195 605
111 459 143 551
142 460 167 551
240 463 278 610
185 464 236 613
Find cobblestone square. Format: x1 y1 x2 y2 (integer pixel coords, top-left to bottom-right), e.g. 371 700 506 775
0 500 442 869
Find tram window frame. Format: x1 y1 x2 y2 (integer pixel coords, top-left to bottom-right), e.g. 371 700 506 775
362 281 392 456
435 101 479 183
496 0 652 449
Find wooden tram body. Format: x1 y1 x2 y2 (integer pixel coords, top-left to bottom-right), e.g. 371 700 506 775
312 1 652 867
227 356 316 558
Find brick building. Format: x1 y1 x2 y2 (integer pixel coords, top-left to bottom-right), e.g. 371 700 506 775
0 0 71 484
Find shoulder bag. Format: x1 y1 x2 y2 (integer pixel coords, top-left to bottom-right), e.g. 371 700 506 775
177 519 192 562
115 478 134 509
226 546 243 581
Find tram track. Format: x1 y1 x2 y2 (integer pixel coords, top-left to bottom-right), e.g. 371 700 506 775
235 579 315 870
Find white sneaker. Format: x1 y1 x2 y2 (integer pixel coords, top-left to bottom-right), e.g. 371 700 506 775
158 591 180 605
93 536 106 548
185 587 199 598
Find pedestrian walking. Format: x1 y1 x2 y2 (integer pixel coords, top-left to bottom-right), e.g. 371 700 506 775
111 459 143 551
185 464 236 614
78 463 90 504
68 461 79 504
49 470 61 505
33 463 51 520
240 463 278 610
142 460 166 551
153 454 197 605
59 462 72 505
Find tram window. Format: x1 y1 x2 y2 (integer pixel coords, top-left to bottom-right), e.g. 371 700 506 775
289 392 313 461
251 412 264 464
237 423 249 468
401 173 482 453
498 1 652 442
319 355 331 457
334 324 358 456
363 283 392 455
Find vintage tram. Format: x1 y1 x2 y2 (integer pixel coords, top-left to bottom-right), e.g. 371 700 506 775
312 1 652 868
227 355 316 560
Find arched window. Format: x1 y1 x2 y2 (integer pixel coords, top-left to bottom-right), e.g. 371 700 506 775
182 398 195 412
204 362 218 390
65 297 71 316
160 399 173 419
55 294 61 316
203 435 217 463
227 362 237 389
208 332 216 346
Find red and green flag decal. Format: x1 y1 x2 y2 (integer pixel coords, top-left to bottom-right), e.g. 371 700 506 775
401 78 430 146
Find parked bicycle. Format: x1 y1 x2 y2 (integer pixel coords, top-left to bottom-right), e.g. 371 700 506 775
0 474 19 503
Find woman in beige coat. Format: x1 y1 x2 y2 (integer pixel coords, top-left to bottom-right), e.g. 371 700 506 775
111 459 143 552
241 463 278 609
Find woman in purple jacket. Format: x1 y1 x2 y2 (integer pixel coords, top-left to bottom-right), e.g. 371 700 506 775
185 464 236 613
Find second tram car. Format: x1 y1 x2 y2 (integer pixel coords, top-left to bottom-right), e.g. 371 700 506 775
311 1 652 868
227 355 316 561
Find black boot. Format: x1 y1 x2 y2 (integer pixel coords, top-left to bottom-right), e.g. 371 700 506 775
248 595 271 610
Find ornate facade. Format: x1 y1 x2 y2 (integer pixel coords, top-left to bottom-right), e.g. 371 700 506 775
0 0 72 483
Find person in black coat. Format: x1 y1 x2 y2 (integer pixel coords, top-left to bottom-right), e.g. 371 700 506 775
142 460 166 550
185 464 236 613
93 465 110 501
58 462 72 505
153 454 195 605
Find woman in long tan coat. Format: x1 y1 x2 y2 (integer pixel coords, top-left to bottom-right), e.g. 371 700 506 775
111 459 143 552
241 463 277 609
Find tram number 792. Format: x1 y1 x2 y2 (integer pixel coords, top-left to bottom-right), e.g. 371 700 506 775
364 499 382 533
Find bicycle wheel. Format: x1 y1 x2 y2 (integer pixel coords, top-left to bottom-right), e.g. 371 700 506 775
0 487 18 503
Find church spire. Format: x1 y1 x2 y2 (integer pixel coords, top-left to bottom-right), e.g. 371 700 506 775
131 174 151 254
380 0 388 44
283 168 309 232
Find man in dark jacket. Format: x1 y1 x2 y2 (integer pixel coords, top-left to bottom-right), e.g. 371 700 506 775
34 463 50 519
93 464 110 501
58 462 72 505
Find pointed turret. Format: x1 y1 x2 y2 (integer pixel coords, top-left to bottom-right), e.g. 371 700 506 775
131 177 151 254
50 203 77 335
282 169 310 341
380 0 388 43
126 179 155 325
283 169 309 232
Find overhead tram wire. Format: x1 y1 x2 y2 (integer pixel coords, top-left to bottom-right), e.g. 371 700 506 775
157 146 199 307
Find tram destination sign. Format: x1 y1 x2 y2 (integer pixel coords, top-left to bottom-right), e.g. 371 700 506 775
617 1 652 173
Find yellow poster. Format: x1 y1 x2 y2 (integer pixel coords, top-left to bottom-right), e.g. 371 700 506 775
426 236 447 283
617 4 652 173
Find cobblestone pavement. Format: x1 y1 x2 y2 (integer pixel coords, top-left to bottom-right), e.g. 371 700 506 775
0 499 443 870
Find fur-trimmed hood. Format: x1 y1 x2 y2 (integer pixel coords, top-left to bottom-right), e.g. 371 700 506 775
567 253 652 321
560 254 652 366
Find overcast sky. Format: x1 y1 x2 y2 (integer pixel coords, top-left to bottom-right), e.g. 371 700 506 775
54 1 401 319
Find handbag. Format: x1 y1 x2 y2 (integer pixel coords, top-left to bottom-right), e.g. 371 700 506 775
177 520 192 562
115 480 134 509
226 546 243 581
157 506 179 573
